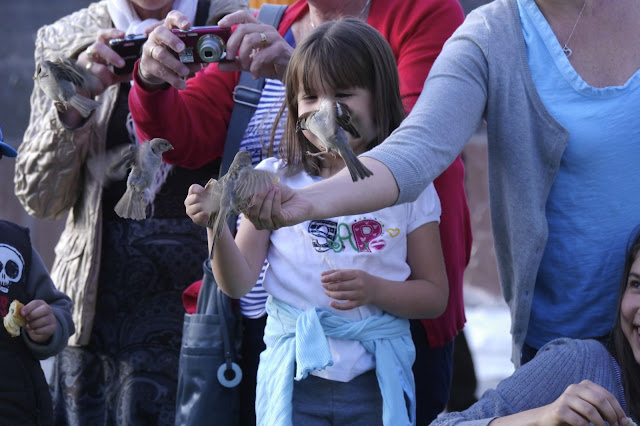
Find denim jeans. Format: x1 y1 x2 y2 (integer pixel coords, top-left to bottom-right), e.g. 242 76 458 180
291 369 383 425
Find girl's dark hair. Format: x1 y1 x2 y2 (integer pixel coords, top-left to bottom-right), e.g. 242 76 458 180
270 18 405 175
610 226 640 419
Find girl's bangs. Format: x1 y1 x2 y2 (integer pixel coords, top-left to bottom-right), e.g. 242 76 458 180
297 36 371 94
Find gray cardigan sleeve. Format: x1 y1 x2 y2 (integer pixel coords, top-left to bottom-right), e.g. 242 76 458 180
21 248 75 359
364 10 489 205
432 339 619 425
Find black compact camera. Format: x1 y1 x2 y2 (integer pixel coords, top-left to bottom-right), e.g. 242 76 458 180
109 34 147 75
171 26 232 64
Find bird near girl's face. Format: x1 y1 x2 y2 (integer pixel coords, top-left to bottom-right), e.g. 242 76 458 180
621 254 640 365
297 84 376 157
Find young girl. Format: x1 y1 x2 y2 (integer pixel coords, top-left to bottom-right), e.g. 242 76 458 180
185 19 448 426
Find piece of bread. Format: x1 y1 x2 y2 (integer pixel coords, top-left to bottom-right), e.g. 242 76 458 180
3 299 26 337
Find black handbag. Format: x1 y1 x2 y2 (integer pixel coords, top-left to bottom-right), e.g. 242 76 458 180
175 259 243 426
174 4 287 425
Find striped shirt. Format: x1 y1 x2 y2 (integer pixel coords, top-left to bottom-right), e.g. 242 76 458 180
238 78 287 318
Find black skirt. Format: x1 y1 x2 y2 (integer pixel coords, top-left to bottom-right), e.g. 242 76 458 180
50 218 208 426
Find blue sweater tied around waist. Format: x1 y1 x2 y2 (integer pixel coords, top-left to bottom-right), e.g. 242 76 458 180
256 296 416 426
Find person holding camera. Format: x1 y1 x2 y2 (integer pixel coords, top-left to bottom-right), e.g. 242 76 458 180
14 0 247 424
129 0 472 423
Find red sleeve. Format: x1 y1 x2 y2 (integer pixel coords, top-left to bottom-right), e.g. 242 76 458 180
129 60 237 169
128 3 306 170
371 0 471 346
369 0 465 113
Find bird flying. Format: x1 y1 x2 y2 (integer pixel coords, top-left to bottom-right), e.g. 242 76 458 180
34 58 100 118
114 138 174 220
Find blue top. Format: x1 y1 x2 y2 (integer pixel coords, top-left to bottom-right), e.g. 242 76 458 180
517 0 640 349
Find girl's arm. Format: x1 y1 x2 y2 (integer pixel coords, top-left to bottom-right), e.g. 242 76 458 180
209 216 270 299
321 221 448 319
185 184 270 298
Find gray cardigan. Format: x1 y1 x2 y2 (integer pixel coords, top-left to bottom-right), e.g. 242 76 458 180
366 0 569 365
430 339 633 426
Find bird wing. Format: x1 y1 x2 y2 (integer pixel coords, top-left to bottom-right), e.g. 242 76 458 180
48 58 86 87
334 102 360 138
86 144 138 186
204 178 223 220
234 169 279 203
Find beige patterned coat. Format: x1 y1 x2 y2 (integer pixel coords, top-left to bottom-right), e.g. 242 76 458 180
14 0 247 346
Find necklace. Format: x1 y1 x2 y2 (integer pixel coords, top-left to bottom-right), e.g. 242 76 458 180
562 0 588 57
310 0 372 29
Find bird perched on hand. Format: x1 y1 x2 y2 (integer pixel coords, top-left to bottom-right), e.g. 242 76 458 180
114 138 174 220
206 150 279 257
297 98 373 182
34 58 100 118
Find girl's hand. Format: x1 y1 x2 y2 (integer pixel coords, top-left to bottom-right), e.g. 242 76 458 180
321 269 379 310
21 300 56 344
536 380 627 426
244 184 311 230
217 10 293 80
138 10 201 90
184 183 213 227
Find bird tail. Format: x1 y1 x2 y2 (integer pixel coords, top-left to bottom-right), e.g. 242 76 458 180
114 188 147 220
70 94 100 118
341 147 373 182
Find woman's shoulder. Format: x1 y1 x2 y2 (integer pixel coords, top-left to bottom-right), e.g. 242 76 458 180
536 338 613 367
36 1 110 57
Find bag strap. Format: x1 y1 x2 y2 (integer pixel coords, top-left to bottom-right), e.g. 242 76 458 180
194 0 211 26
218 3 288 177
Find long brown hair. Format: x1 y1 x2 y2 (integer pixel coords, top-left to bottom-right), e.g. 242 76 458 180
610 227 640 419
270 18 405 176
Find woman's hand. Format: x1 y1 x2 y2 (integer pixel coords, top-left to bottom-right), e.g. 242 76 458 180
498 380 628 426
76 28 133 96
184 183 214 227
60 28 132 128
244 183 312 230
217 10 294 80
138 11 202 90
21 300 57 344
321 269 379 310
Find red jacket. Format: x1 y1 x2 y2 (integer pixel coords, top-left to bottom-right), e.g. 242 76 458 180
131 0 471 347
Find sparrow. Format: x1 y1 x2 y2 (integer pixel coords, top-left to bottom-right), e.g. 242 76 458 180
34 58 100 118
296 99 373 182
114 138 174 220
206 150 279 257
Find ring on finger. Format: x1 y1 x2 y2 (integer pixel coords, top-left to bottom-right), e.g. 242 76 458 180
86 46 95 59
85 62 93 71
259 32 267 48
150 45 158 59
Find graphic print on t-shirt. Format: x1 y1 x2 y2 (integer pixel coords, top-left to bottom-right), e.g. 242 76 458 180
308 218 396 254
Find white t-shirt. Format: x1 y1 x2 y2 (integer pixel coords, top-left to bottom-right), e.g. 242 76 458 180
256 158 441 382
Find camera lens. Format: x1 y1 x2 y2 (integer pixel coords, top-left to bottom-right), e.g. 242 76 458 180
197 34 225 63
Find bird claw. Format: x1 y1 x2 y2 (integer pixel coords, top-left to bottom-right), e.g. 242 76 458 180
54 102 66 113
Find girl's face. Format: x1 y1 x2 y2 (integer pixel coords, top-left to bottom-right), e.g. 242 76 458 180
622 255 640 364
297 82 376 157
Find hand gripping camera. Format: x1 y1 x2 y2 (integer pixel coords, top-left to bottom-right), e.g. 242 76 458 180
108 34 147 75
171 26 232 63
